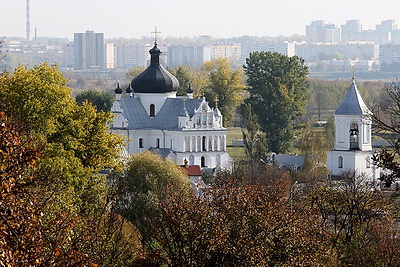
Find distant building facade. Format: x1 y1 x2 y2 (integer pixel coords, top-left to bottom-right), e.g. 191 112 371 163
73 30 105 70
167 45 212 68
306 20 341 44
241 42 295 63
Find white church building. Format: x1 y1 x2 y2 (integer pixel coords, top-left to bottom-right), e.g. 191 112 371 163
327 78 380 182
110 42 232 169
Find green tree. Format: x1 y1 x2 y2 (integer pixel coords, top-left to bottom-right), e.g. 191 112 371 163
125 66 146 81
244 51 309 153
201 58 246 126
76 89 114 112
242 103 267 169
118 151 191 240
167 65 193 96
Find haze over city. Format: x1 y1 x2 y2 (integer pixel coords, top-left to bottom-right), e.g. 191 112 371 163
2 0 400 39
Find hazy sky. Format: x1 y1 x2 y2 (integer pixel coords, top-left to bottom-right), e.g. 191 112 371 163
2 0 400 40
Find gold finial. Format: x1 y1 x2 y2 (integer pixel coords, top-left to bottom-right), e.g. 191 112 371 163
151 26 161 45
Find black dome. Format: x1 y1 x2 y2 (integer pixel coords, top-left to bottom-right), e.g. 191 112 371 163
132 44 179 93
126 83 133 93
114 83 122 94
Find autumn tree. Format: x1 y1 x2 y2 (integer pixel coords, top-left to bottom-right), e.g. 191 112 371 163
244 51 309 153
307 174 394 265
0 112 136 265
148 167 333 266
201 58 246 126
372 80 400 185
117 151 191 241
76 89 114 112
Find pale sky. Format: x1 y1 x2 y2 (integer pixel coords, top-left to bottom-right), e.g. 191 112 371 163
1 0 400 40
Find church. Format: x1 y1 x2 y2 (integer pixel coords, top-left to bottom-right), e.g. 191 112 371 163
110 42 232 170
327 78 380 183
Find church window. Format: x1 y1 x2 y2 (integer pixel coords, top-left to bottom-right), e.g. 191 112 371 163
201 156 206 167
185 137 190 152
197 136 201 151
214 136 218 151
156 138 160 148
209 137 213 151
150 104 155 117
192 136 196 152
366 156 371 168
338 156 343 168
139 138 143 148
189 155 194 165
202 136 207 151
349 123 359 150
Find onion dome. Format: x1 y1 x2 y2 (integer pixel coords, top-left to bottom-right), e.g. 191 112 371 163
186 84 193 94
126 83 133 93
132 44 179 93
114 83 122 94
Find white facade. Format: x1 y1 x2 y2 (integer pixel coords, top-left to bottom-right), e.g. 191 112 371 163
110 44 232 170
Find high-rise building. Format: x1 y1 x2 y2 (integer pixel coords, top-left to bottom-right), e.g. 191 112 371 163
167 45 212 68
341 20 362 43
241 42 295 64
306 20 341 44
73 30 105 70
116 42 150 69
106 43 117 69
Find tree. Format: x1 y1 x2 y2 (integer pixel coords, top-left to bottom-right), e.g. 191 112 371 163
241 103 267 169
167 65 193 96
244 51 309 153
125 66 146 82
201 58 246 126
307 174 394 266
372 80 400 186
148 168 333 266
76 89 114 112
117 151 191 240
0 112 137 265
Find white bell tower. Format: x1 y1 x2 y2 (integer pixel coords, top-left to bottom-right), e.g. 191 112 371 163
327 78 377 182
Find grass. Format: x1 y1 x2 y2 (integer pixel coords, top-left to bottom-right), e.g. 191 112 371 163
227 127 247 162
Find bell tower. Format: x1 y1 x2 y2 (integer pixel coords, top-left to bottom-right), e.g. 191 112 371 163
327 78 377 181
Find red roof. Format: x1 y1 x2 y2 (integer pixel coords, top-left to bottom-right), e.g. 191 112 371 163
180 165 202 176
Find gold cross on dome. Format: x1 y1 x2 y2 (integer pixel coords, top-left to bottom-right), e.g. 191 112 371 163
151 27 161 45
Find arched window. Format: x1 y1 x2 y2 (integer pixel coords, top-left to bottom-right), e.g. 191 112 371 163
192 136 196 152
139 138 143 148
201 156 206 167
150 104 155 117
189 155 194 165
202 136 207 151
209 137 213 151
338 156 343 168
350 123 359 150
156 138 160 148
366 156 371 168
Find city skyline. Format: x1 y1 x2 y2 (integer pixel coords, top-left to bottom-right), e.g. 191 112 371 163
2 0 400 40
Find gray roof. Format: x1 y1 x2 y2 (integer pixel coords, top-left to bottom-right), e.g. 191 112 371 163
274 154 304 168
334 78 370 115
120 97 202 130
